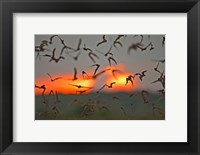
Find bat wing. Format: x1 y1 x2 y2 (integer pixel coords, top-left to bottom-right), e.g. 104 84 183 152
77 38 82 50
109 57 117 64
60 46 67 56
94 65 100 76
130 79 133 86
54 77 62 81
75 51 81 58
105 47 112 56
43 54 51 57
73 67 77 80
47 73 52 79
142 70 147 74
156 62 159 69
49 35 58 43
52 48 56 57
151 79 159 84
112 71 117 79
35 85 40 89
82 71 90 79
127 46 133 55
110 82 116 87
125 78 129 85
91 52 99 59
96 41 103 47
142 90 149 94
59 56 65 60
115 41 123 47
97 35 106 47
140 35 143 43
88 53 96 63
82 71 85 79
97 85 106 93
50 35 58 40
162 37 165 47
103 35 106 40
93 69 110 79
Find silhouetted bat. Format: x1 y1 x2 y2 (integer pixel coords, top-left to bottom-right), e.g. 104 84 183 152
47 73 62 82
92 68 111 79
162 36 165 47
68 83 93 89
89 64 100 76
96 35 107 47
108 56 117 66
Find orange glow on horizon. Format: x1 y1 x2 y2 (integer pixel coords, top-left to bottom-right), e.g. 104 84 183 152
35 72 95 95
104 64 139 92
35 64 139 95
104 74 138 92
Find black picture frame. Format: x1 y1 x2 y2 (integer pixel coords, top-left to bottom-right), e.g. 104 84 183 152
0 0 199 154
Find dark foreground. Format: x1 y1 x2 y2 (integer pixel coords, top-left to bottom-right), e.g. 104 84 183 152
35 92 165 120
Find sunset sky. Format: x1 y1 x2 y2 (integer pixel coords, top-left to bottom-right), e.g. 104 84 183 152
35 35 165 95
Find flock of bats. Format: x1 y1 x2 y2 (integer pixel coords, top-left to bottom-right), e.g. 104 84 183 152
35 35 165 119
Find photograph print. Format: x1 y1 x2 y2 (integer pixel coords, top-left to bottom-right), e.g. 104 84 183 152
35 34 165 120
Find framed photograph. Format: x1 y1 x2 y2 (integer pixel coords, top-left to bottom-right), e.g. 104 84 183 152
0 0 199 154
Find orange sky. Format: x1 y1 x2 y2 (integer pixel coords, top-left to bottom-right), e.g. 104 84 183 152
103 65 139 92
35 64 139 95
